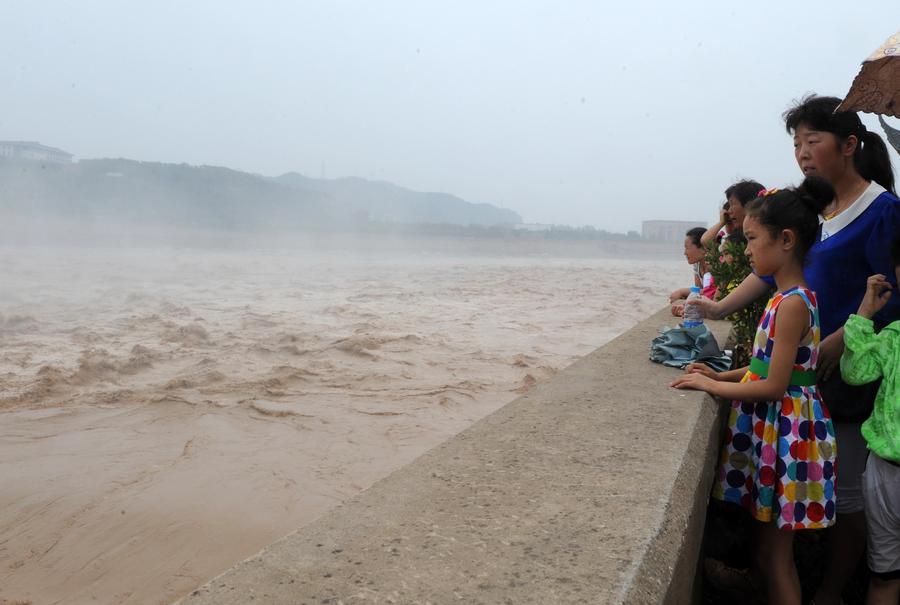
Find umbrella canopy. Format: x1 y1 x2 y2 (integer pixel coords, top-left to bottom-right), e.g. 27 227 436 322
837 31 900 117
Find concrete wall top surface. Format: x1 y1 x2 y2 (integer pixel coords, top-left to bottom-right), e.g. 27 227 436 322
178 309 731 605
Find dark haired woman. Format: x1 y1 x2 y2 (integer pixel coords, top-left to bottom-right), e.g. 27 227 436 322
674 178 837 605
691 95 900 605
700 179 766 247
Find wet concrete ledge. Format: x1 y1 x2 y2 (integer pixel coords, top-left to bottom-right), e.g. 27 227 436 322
178 308 730 605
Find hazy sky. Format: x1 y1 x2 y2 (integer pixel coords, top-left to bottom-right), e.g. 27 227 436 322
2 1 898 231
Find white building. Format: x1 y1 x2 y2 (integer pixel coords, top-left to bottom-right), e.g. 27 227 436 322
0 141 73 163
641 220 707 243
513 223 555 232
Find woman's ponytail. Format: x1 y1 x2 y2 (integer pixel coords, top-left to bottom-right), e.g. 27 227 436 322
857 129 896 195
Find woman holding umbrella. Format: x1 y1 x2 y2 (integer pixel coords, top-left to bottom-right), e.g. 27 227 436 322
690 94 899 605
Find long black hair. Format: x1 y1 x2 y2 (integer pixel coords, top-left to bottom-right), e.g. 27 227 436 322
783 94 896 195
745 176 835 261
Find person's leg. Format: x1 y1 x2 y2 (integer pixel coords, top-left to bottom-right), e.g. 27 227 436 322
757 521 801 605
814 511 867 603
814 421 868 605
863 454 900 605
866 576 900 605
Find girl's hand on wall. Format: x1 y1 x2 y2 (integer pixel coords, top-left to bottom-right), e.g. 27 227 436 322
684 363 718 379
669 372 715 393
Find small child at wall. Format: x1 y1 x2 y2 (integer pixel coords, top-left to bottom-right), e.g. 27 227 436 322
671 178 837 605
669 227 716 317
840 238 900 605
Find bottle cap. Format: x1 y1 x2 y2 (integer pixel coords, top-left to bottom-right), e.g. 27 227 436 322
690 286 701 293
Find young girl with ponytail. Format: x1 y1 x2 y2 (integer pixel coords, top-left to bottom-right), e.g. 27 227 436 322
688 95 900 604
673 177 838 605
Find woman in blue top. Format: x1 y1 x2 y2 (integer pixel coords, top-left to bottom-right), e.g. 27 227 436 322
691 95 899 605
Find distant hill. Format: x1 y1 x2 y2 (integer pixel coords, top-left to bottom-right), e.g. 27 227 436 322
0 157 520 229
273 172 520 226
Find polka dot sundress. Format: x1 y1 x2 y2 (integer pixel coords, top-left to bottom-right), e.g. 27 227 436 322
712 286 837 530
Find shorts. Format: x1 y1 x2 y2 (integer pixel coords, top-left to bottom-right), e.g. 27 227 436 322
834 421 866 514
862 452 900 577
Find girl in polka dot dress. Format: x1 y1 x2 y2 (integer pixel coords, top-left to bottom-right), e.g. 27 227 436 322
672 177 837 605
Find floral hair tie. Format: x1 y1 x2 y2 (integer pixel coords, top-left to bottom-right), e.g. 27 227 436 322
758 187 780 197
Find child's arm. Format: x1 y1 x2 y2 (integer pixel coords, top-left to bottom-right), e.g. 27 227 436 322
687 273 770 320
700 208 727 245
669 287 691 303
683 363 747 383
671 296 808 401
841 274 893 385
712 366 747 383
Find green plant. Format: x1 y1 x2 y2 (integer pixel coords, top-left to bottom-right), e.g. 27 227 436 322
704 239 770 368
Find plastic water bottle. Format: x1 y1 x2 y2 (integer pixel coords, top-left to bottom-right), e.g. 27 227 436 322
682 286 704 328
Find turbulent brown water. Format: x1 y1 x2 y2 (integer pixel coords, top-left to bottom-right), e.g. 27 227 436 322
0 244 687 605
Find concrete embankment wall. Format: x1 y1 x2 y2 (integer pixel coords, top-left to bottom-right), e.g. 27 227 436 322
178 309 730 605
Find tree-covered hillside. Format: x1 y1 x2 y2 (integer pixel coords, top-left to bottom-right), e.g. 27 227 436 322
0 157 521 229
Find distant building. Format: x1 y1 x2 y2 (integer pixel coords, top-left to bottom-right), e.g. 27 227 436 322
513 223 555 232
0 141 73 163
642 220 707 243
